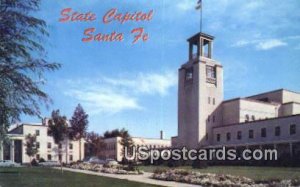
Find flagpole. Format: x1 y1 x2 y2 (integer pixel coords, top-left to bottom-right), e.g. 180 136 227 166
200 0 203 34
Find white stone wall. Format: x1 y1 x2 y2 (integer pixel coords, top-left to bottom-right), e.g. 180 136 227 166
20 125 84 163
282 90 300 103
103 137 171 162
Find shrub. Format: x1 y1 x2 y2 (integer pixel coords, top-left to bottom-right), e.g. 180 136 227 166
31 159 39 166
174 169 191 176
192 159 208 169
153 168 167 174
39 158 46 163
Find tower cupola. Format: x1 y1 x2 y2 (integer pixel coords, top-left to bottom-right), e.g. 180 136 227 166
188 32 214 61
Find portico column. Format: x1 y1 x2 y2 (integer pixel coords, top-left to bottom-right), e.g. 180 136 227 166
0 140 3 160
10 140 15 162
289 143 293 158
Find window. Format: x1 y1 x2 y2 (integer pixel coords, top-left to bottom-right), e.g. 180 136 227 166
36 154 40 160
36 130 40 136
47 130 51 136
245 115 250 122
226 133 231 141
69 155 73 162
69 143 73 150
206 65 216 79
249 130 254 139
213 98 216 105
36 142 40 149
290 124 296 135
237 131 242 140
208 116 210 122
261 128 267 138
252 115 255 121
47 143 51 149
47 154 52 161
58 154 62 161
185 68 193 81
275 126 281 136
217 134 221 142
213 115 216 123
58 143 62 149
208 97 211 104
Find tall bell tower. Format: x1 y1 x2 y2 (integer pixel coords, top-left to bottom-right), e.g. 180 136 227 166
177 32 223 148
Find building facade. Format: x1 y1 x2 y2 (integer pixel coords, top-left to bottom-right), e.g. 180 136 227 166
1 120 84 164
172 32 300 157
102 133 171 162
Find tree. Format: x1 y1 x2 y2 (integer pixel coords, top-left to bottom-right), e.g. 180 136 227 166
104 129 122 139
25 134 38 165
119 129 134 164
86 132 106 159
48 110 68 163
70 104 88 161
0 0 61 138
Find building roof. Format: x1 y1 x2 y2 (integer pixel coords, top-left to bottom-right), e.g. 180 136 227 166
222 97 280 106
246 88 300 99
187 32 215 43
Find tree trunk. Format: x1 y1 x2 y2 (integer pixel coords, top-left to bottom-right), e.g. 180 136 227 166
66 139 68 165
59 149 63 174
79 139 81 161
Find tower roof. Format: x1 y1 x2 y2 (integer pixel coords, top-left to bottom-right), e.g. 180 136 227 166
187 32 215 44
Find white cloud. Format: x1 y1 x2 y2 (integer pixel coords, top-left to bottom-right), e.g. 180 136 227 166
256 39 287 50
65 89 141 115
233 38 287 50
104 71 177 96
176 0 195 11
61 71 177 115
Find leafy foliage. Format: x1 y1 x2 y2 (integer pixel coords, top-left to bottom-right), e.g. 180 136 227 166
48 110 68 144
70 104 88 160
0 0 61 137
86 131 106 158
25 133 38 159
69 104 88 140
104 129 123 139
119 129 134 163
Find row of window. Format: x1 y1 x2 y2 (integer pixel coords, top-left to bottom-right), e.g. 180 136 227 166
216 124 297 142
35 129 56 137
36 143 73 150
36 154 73 161
184 65 217 82
106 144 169 151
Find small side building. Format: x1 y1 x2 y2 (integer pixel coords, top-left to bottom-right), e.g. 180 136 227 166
0 120 84 164
102 133 171 162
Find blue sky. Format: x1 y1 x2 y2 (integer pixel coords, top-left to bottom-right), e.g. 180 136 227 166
22 0 300 139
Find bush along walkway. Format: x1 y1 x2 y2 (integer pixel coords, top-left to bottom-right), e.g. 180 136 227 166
152 169 300 187
56 167 199 187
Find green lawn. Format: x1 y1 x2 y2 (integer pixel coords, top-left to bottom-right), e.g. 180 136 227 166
0 167 158 187
138 165 300 181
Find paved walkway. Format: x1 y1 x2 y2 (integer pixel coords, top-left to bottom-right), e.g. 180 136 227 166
56 167 200 187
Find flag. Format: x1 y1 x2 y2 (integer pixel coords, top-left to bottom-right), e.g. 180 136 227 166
196 0 202 10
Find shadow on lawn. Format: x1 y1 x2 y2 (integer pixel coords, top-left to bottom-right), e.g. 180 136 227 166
0 171 19 174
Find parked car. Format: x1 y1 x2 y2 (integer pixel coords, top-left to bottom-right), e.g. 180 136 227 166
39 161 60 167
83 157 106 164
0 160 21 167
105 159 119 166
